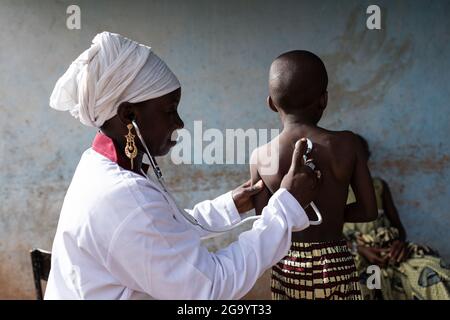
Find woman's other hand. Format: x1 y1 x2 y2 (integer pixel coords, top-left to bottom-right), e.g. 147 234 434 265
232 179 264 213
280 139 321 207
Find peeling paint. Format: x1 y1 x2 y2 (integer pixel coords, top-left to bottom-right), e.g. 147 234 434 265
375 154 450 175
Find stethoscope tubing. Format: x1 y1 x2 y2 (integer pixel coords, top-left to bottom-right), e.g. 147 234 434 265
132 120 322 238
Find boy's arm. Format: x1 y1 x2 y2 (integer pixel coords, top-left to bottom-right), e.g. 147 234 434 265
250 150 272 216
344 134 378 222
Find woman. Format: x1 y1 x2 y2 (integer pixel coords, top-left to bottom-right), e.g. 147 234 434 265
44 32 321 299
344 135 450 300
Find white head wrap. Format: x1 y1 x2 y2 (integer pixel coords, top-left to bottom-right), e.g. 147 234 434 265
49 31 180 127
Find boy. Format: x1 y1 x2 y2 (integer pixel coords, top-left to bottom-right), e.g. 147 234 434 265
250 50 378 300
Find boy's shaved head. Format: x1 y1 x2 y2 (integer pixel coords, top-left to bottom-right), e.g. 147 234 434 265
269 50 328 112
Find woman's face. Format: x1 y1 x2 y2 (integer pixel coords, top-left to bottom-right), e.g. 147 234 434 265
133 88 183 157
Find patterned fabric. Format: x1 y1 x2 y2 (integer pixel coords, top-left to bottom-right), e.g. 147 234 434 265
271 240 362 300
344 178 450 300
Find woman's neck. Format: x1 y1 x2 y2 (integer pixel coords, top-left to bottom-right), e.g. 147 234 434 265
107 131 145 174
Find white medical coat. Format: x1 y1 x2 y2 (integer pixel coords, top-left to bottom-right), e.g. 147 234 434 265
45 146 310 299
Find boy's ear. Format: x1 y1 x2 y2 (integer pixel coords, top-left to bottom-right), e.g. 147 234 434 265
319 91 328 111
267 96 278 113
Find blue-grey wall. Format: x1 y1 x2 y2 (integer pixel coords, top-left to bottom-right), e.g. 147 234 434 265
0 0 449 298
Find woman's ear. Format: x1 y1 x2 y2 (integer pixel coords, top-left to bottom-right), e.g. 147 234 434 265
117 102 135 124
267 96 278 113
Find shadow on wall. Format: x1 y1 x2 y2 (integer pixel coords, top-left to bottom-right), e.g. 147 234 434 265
323 7 413 125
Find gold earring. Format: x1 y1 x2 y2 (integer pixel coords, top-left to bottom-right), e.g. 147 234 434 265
124 123 138 169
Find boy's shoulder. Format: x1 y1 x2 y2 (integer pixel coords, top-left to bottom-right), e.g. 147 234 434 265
318 129 361 150
252 129 359 154
314 129 366 177
250 135 280 170
321 128 356 139
250 129 363 176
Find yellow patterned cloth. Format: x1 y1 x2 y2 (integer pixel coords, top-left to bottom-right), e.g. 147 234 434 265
344 178 450 300
271 240 362 300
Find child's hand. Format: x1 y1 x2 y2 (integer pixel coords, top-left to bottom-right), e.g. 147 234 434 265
358 246 390 267
388 240 408 263
232 179 264 213
280 138 321 207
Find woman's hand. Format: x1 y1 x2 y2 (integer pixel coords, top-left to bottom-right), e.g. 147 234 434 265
388 240 408 263
232 179 264 213
233 139 321 213
280 139 321 207
358 246 390 267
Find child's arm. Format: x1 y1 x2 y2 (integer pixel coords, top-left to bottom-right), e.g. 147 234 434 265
381 179 407 241
250 150 272 215
382 179 408 263
344 134 378 222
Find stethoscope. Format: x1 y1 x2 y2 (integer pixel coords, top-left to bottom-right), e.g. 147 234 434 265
131 120 322 238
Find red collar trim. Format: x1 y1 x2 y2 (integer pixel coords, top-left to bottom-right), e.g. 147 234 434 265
92 131 119 163
92 131 149 172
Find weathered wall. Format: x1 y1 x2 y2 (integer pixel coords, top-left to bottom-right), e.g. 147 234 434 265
0 0 449 299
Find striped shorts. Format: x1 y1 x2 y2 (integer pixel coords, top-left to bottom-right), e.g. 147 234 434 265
271 240 362 300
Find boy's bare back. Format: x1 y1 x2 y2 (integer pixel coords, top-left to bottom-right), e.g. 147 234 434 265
250 50 377 242
251 127 375 242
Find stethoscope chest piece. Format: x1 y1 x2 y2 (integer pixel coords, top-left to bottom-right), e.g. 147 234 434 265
302 138 322 226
